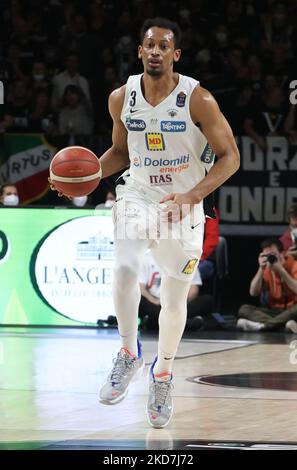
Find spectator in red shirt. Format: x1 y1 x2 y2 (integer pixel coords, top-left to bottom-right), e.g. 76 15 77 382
279 204 297 257
199 207 219 280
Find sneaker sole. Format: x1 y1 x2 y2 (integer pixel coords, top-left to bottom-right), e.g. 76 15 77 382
146 404 174 429
286 321 297 334
99 359 145 405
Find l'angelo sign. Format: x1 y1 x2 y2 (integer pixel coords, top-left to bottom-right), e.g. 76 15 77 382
0 231 9 263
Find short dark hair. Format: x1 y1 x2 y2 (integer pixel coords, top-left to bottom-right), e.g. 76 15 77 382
140 17 182 48
0 183 17 197
261 237 284 252
288 203 297 220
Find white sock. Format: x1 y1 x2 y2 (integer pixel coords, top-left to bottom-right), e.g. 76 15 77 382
154 275 191 377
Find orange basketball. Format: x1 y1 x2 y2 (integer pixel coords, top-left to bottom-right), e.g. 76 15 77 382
49 146 102 197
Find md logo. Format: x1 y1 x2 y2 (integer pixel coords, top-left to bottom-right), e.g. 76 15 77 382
145 133 165 151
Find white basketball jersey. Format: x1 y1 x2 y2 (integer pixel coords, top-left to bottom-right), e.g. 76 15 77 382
120 73 215 197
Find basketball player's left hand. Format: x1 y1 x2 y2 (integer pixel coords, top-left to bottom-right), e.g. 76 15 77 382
48 177 73 200
160 192 195 222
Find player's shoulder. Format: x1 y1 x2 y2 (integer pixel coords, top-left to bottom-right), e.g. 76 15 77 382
191 85 216 105
190 85 220 122
109 85 126 116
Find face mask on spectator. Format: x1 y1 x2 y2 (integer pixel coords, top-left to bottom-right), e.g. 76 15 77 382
33 74 45 81
3 194 19 206
73 196 87 207
105 199 115 209
291 228 297 244
216 32 227 42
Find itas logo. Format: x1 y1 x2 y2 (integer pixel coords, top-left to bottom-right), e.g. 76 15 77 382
161 121 186 132
182 258 198 274
149 175 172 186
132 156 141 167
145 133 165 151
126 117 146 131
176 91 186 107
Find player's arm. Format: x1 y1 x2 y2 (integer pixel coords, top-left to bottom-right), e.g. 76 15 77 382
160 87 240 214
99 86 130 179
186 86 240 204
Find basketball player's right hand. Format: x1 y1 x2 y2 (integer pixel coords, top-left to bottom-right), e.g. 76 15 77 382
48 177 73 200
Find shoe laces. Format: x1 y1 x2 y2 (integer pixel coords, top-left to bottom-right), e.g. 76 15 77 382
110 351 135 384
151 379 173 409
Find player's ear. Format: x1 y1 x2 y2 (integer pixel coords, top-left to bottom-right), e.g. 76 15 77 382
173 49 181 63
138 45 142 59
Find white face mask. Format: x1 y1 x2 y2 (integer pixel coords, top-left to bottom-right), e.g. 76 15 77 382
3 194 19 206
33 74 45 81
105 199 115 208
291 228 297 244
216 32 227 42
73 196 87 207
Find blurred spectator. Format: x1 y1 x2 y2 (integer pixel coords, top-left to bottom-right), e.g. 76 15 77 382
1 44 28 83
243 85 289 152
29 89 55 133
115 35 136 82
139 251 214 331
31 61 51 92
6 79 31 132
104 190 116 209
0 108 13 136
9 15 37 72
237 238 297 332
71 196 89 208
51 53 91 111
279 204 297 254
58 85 93 135
0 183 19 207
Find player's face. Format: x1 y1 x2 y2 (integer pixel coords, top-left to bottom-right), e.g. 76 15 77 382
138 27 181 77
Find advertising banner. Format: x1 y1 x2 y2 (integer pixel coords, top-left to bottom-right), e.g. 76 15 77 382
219 136 297 235
0 208 115 325
0 134 56 204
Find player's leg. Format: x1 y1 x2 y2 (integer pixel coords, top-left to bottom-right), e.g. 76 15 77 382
113 238 150 355
147 274 192 427
99 237 150 404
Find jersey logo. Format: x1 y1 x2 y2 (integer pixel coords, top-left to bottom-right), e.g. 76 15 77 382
167 108 178 117
129 108 139 114
200 143 215 164
126 117 146 131
145 133 165 151
182 258 198 275
176 91 186 107
161 121 186 132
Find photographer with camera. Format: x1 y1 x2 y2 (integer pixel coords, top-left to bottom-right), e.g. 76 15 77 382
237 238 297 333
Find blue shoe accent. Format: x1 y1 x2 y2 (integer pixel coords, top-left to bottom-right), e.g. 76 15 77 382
137 338 142 359
150 356 158 378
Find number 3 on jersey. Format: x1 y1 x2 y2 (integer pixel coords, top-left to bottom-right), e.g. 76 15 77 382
129 90 136 107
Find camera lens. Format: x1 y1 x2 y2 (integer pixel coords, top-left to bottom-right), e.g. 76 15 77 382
267 254 277 264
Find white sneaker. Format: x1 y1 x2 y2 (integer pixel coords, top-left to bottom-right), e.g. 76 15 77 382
146 358 174 429
237 318 264 331
99 339 144 404
285 320 297 334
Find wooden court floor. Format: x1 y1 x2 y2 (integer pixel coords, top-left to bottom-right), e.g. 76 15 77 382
1 327 297 450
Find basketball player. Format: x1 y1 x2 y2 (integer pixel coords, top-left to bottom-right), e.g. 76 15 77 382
51 18 240 428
